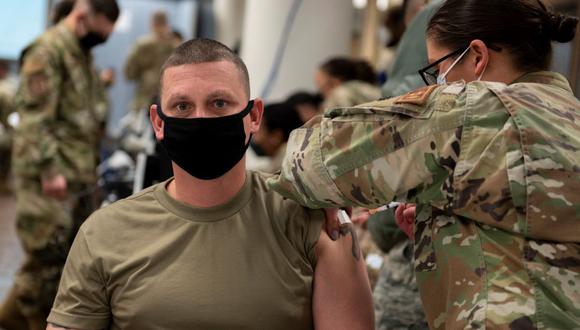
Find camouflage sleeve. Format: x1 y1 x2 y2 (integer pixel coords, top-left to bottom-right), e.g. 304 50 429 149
268 85 465 209
13 45 62 178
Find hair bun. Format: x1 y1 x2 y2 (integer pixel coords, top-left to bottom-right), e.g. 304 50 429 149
547 14 579 43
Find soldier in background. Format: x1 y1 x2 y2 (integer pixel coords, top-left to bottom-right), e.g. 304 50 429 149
0 1 119 329
125 11 177 113
315 57 381 111
51 0 114 141
270 0 579 328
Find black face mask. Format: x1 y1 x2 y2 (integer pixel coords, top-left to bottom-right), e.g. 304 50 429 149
156 100 254 180
79 31 107 51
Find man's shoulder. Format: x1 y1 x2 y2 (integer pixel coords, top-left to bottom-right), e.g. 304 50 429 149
20 27 78 75
249 170 319 218
250 171 298 202
82 183 162 231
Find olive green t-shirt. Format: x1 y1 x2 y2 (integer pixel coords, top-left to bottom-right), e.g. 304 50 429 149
47 171 324 330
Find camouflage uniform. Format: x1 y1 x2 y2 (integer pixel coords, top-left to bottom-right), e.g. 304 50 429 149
374 241 429 330
372 3 444 326
269 71 580 329
368 209 429 329
124 34 175 112
322 80 381 111
1 21 104 326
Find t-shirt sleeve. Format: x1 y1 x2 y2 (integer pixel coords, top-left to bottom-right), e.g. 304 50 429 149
47 225 110 329
284 202 325 267
304 208 325 265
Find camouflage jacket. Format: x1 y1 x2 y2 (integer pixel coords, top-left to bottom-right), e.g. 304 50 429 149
12 22 106 183
124 34 175 112
269 71 580 329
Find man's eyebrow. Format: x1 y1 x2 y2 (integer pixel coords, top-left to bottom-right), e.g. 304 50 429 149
206 90 236 99
166 93 190 102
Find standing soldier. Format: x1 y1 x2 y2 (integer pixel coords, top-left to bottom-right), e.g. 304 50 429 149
125 11 177 113
0 1 119 329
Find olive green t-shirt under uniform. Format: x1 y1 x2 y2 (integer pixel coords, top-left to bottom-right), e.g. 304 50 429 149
47 171 324 329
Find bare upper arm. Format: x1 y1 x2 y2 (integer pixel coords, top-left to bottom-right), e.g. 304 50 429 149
313 226 374 330
47 323 91 330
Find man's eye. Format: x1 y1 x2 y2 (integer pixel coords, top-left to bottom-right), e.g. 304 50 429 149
176 103 190 112
213 99 227 108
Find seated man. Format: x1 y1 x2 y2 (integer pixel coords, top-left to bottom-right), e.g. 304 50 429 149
46 38 373 330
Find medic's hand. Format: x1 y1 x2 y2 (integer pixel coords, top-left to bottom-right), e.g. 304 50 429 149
42 174 68 201
395 203 415 240
323 207 353 241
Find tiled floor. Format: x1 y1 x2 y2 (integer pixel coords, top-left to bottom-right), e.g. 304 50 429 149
0 192 23 304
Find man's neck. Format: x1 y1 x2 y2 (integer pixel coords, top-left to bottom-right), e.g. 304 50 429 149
168 161 247 208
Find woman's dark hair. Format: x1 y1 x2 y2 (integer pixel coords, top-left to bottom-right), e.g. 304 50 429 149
320 57 377 85
427 0 579 71
285 91 323 109
262 103 303 141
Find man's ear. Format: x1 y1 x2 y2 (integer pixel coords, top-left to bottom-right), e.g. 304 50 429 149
249 98 264 134
150 104 164 141
469 39 489 78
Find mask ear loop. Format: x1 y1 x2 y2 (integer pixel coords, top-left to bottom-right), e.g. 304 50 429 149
439 46 471 84
241 99 255 148
476 53 488 81
477 65 487 81
156 104 168 121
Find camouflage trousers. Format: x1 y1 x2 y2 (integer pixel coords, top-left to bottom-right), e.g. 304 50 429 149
374 240 429 330
6 178 98 320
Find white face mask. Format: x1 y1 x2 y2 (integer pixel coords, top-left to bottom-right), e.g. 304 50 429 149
437 46 488 85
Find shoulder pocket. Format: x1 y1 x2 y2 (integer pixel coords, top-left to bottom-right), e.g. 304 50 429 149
325 85 443 120
325 102 437 121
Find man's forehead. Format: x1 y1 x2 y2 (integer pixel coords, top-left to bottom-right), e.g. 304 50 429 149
165 61 240 75
161 61 246 99
162 62 245 90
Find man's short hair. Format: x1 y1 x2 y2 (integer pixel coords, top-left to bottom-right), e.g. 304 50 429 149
89 0 120 23
52 0 75 25
161 38 251 97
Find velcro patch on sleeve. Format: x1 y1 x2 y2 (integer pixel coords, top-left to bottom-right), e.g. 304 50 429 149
394 85 439 106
